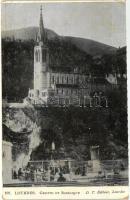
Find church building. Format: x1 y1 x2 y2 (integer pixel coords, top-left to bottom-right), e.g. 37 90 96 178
25 7 115 107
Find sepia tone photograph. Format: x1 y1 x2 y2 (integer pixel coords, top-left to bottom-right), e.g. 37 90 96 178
1 2 128 187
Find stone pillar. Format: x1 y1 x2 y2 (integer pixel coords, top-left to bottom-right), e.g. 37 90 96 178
2 141 13 184
90 146 101 173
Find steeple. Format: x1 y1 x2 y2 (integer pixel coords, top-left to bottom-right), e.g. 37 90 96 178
37 6 47 45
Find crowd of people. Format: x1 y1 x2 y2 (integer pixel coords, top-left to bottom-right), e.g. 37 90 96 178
12 165 71 182
12 160 125 183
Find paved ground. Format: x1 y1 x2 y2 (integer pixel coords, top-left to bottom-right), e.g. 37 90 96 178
3 177 128 187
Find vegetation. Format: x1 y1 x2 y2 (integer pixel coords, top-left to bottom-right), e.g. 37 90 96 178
2 38 126 101
31 96 127 161
2 38 127 160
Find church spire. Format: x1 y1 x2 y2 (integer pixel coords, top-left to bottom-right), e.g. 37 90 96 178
37 5 47 45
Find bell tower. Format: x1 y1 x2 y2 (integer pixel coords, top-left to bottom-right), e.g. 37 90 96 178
34 6 49 91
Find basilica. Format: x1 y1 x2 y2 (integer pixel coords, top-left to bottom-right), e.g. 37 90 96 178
25 7 117 107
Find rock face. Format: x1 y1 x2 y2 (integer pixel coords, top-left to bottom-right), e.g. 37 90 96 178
3 108 34 132
3 106 42 169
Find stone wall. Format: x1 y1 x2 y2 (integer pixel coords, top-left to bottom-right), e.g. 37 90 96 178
2 140 13 184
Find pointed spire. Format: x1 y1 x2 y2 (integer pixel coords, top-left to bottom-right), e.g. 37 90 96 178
40 5 42 13
37 5 47 45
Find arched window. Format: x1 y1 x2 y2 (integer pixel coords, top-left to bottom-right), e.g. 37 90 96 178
42 49 46 62
38 50 40 62
57 76 59 84
35 50 38 62
76 77 79 84
62 76 64 84
66 76 69 84
2 151 6 158
52 76 55 84
71 77 73 84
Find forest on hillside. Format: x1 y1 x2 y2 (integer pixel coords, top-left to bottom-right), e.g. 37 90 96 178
2 38 126 101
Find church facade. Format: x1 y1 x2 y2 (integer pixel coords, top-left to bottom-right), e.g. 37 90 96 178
25 8 117 107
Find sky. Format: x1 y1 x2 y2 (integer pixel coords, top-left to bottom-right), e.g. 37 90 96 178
1 2 126 47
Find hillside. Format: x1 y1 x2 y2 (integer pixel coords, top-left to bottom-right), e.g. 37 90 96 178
2 26 117 56
65 36 116 56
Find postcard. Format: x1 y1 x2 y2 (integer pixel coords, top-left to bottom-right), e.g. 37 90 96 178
1 1 129 199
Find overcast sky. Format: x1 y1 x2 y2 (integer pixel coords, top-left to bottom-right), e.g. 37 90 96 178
2 2 126 47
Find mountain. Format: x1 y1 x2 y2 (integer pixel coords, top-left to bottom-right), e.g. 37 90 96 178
65 37 117 56
2 27 58 41
2 27 117 56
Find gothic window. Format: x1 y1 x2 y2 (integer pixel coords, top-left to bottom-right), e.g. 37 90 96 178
62 76 64 84
42 49 46 62
71 77 73 84
76 77 79 84
57 76 59 84
38 50 40 62
35 50 38 62
66 76 69 84
2 151 6 158
52 76 55 84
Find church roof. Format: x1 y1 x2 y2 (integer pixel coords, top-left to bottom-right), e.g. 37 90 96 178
56 84 79 88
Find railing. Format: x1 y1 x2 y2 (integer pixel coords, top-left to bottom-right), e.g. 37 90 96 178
11 159 128 184
46 96 108 107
